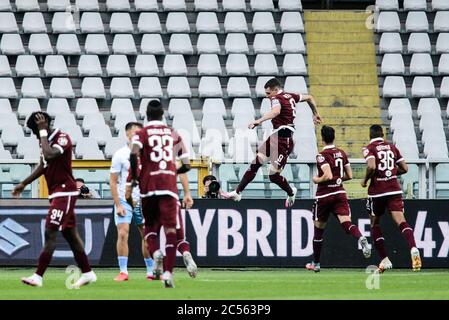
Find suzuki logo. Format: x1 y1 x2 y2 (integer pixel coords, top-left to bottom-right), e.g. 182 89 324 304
0 218 29 256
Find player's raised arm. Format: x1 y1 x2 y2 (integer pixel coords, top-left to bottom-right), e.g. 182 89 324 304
301 94 322 125
12 161 45 198
248 105 281 130
33 113 62 160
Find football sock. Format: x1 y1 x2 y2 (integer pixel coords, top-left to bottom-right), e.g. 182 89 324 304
118 256 128 274
144 258 154 274
177 240 190 255
74 251 92 273
313 226 325 264
371 225 387 260
341 221 363 239
165 233 177 273
145 231 159 257
236 161 262 193
36 251 53 277
269 173 293 196
398 222 417 249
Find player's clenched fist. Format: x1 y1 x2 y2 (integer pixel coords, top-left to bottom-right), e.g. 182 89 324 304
12 183 25 198
183 193 194 209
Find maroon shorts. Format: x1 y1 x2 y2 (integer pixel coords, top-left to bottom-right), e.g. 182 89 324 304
366 194 404 217
141 195 179 229
45 195 77 231
312 193 350 223
257 134 294 171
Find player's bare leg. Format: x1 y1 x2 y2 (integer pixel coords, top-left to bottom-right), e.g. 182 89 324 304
62 228 96 288
338 216 371 258
391 211 421 271
306 221 325 273
21 228 58 287
370 216 392 273
268 166 296 208
115 223 130 281
163 227 177 288
137 224 154 279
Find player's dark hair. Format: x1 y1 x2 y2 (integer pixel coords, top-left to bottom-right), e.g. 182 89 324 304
125 122 143 131
369 124 384 139
146 99 164 121
203 175 217 185
26 112 52 137
75 178 85 183
321 125 335 144
264 78 281 90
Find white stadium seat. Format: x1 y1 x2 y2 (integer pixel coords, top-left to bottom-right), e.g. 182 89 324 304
18 99 41 119
76 138 104 160
382 76 407 97
283 54 307 75
138 77 163 98
410 53 434 75
169 34 193 54
44 55 69 77
76 0 99 11
80 12 104 33
282 33 306 53
22 78 46 98
105 137 127 158
15 55 40 77
251 0 274 10
381 54 405 75
162 0 186 11
110 78 135 98
135 55 159 76
439 54 449 75
0 13 18 32
196 12 220 33
83 113 106 131
417 98 441 118
112 34 137 55
195 0 218 11
198 54 222 76
388 99 412 118
280 12 304 32
22 12 46 33
202 113 229 143
405 12 429 32
254 54 279 75
54 113 77 128
225 33 249 54
52 12 76 33
228 135 254 162
226 54 250 76
167 77 191 98
253 34 277 54
433 0 449 10
202 98 226 117
48 0 70 11
197 34 220 54
75 98 99 118
166 13 190 33
78 55 102 77
163 54 187 76
141 34 165 55
81 77 106 98
47 98 70 117
106 55 131 77
135 0 158 11
199 77 223 97
411 76 435 97
279 0 303 11
56 34 81 55
0 113 18 127
0 78 17 98
17 137 40 159
379 33 402 53
404 0 427 10
231 98 255 117
255 76 274 97
110 13 134 33
375 0 399 10
167 99 192 118
138 13 162 33
408 33 431 53
89 125 112 145
440 77 449 98
222 0 246 11
29 34 53 55
106 0 130 11
50 78 74 98
85 34 109 55
434 12 449 32
200 129 225 162
224 12 248 33
1 34 25 55
0 0 12 11
16 0 39 11
285 76 308 94
0 99 12 113
253 12 276 33
376 12 400 32
227 77 251 97
436 33 449 53
1 124 24 146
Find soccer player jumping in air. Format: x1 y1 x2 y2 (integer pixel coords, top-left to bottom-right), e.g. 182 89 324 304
361 125 422 272
226 78 322 207
306 126 371 272
13 112 96 288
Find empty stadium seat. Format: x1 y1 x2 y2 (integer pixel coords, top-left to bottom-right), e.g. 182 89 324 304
56 34 81 55
137 13 161 33
279 0 303 10
440 77 449 97
17 137 40 159
112 34 137 54
405 12 429 32
0 113 18 128
22 12 46 33
167 77 191 97
0 99 12 114
196 12 220 33
16 0 39 10
199 76 223 97
0 0 12 11
1 124 24 146
375 0 399 10
388 98 412 118
379 33 402 53
225 33 249 54
260 98 271 115
285 76 308 94
0 78 17 98
227 77 251 97
172 114 200 144
107 55 131 77
138 77 163 97
280 12 304 32
75 98 99 117
411 77 435 97
231 98 255 118
436 33 449 53
382 76 407 97
417 98 441 118
22 78 46 98
1 34 25 55
105 137 127 158
84 34 109 55
410 53 433 75
434 12 449 32
81 77 106 98
50 78 74 98
202 98 226 117
253 12 276 33
29 34 53 55
169 34 193 54
78 55 102 76
254 54 279 75
404 0 427 10
110 77 134 98
163 54 187 76
80 12 104 33
110 13 134 33
224 12 248 33
198 54 222 75
439 54 449 75
253 34 277 54
167 99 192 118
76 0 99 11
376 12 400 32
166 12 190 33
200 129 225 161
135 55 159 76
162 0 185 10
408 33 431 53
226 54 250 75
89 124 112 146
195 0 218 11
433 0 449 10
222 0 246 11
44 55 69 77
381 54 405 75
52 12 76 33
197 34 220 54
59 125 83 146
0 55 11 76
18 98 41 118
141 34 165 55
202 113 229 142
107 0 130 11
46 98 70 117
255 76 274 97
54 113 77 128
76 137 104 159
15 55 40 77
83 113 106 131
283 54 307 75
228 135 254 162
282 33 306 53
0 12 18 32
48 0 70 11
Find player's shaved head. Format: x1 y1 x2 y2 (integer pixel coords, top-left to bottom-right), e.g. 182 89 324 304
321 125 335 144
26 111 52 137
146 99 164 121
264 78 281 90
369 124 384 139
125 122 143 131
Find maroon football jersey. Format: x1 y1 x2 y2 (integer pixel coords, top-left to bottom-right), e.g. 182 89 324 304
43 129 78 199
315 145 349 198
132 121 189 200
270 90 301 131
362 138 404 197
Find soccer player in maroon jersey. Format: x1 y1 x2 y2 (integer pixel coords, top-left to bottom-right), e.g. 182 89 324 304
305 126 371 272
129 100 191 288
226 78 322 207
361 125 422 272
12 112 96 288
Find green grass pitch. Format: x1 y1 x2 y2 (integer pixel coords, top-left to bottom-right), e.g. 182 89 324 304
1 268 448 300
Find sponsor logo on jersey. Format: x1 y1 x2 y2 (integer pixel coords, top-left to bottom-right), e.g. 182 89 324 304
57 136 68 147
317 155 325 163
363 148 370 157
